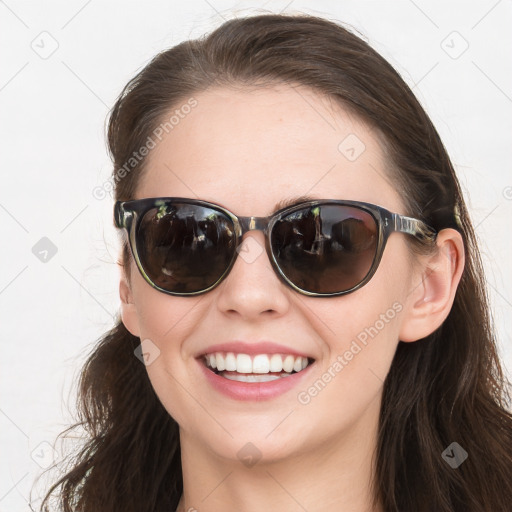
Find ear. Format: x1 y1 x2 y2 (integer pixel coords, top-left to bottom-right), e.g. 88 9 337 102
119 263 141 338
399 228 465 342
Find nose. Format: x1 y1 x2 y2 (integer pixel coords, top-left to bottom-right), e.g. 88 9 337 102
215 231 290 320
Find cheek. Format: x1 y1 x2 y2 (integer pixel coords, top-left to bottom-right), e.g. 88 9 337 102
130 289 207 426
268 292 405 450
308 239 410 353
129 273 205 397
302 295 403 403
130 263 203 342
320 287 405 366
295 242 412 415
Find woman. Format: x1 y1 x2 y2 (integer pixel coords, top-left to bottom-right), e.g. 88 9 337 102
41 13 512 512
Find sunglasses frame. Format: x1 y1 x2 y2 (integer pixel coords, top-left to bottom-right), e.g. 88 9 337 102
114 197 437 297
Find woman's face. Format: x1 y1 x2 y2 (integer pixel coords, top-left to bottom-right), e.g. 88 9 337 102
120 84 422 464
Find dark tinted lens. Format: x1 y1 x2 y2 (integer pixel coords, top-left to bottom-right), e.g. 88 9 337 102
136 203 236 293
271 204 378 294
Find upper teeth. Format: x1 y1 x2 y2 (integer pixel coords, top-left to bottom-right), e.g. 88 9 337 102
203 352 310 374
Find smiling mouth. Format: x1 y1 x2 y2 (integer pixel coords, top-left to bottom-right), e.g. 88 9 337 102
199 351 315 382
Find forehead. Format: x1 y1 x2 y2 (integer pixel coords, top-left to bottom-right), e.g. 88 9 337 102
136 84 403 216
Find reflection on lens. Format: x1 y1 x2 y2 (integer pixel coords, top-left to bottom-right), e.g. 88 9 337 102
137 203 235 293
271 205 377 293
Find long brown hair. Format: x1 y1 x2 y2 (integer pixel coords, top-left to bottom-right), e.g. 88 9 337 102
40 13 512 511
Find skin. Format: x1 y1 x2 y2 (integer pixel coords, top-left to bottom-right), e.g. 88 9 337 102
120 84 464 512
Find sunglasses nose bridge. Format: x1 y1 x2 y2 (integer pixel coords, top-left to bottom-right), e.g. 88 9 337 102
235 215 273 262
237 215 270 236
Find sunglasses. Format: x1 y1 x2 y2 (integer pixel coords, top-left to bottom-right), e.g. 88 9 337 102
114 197 437 297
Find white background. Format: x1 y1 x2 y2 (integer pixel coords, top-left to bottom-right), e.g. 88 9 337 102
1 0 511 509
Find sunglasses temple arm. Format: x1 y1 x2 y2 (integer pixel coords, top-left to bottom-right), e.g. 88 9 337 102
114 202 132 229
392 213 437 243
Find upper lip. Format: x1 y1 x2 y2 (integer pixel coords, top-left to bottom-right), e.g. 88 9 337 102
196 341 315 360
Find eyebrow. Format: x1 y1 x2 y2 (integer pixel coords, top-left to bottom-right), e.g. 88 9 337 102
273 195 319 212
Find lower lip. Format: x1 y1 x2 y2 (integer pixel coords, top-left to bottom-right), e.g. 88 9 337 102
197 358 314 401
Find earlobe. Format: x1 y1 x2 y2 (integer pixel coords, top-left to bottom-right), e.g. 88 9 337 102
399 228 465 342
119 269 141 338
